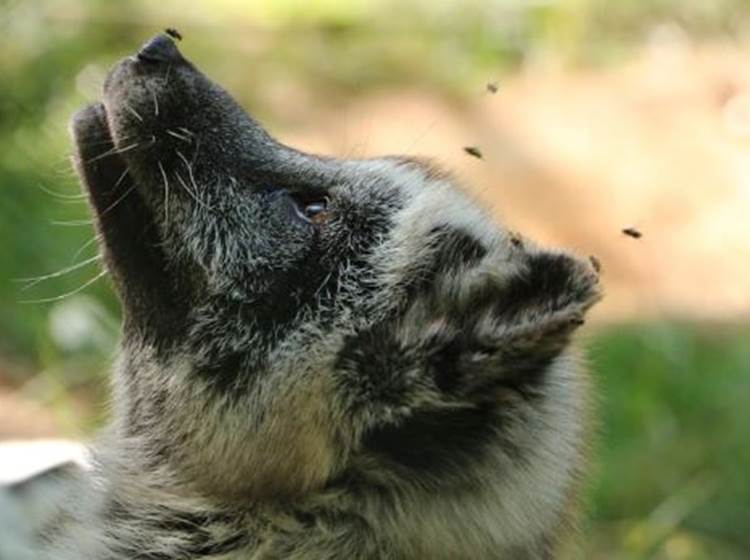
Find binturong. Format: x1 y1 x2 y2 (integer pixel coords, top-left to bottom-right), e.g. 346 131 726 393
43 33 601 559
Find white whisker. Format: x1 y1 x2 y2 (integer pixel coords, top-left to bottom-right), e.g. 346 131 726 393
124 103 143 122
163 63 172 86
14 254 102 290
166 130 192 143
19 270 107 304
35 183 87 201
113 167 130 190
73 132 135 147
190 135 201 166
100 183 137 217
50 219 94 227
176 150 211 210
84 142 140 165
175 171 212 211
158 161 170 223
70 233 103 263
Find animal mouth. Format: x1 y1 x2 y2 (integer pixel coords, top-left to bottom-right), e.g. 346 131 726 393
71 101 130 213
70 32 230 288
70 95 188 338
70 33 193 221
69 47 190 340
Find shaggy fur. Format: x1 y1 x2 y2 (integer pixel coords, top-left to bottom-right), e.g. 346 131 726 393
43 33 601 559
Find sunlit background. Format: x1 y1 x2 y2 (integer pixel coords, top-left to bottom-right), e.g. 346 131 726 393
1 1 749 558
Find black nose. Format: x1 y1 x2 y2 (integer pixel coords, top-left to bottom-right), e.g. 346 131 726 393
136 34 183 64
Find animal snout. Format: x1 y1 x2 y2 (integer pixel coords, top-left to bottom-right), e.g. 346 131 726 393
136 33 183 64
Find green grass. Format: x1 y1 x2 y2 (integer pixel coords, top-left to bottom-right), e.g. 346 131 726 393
583 323 750 559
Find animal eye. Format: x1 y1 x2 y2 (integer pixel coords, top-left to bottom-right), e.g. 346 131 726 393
292 196 329 225
304 200 327 219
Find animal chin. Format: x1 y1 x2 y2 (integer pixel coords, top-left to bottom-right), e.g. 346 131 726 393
70 102 133 218
70 101 185 339
70 101 160 242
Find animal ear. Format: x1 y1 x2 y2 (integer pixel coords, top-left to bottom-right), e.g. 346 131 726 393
419 246 602 400
333 237 601 425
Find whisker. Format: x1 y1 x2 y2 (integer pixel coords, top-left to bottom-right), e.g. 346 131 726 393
110 142 141 156
35 183 87 201
124 103 143 122
176 150 211 210
112 166 130 191
166 129 192 143
81 148 116 165
50 219 94 227
163 63 172 86
100 183 137 217
72 132 135 147
175 171 212 211
404 117 441 155
84 142 140 165
19 270 108 304
158 161 170 223
14 254 102 290
152 89 159 117
57 199 88 206
70 234 103 263
190 135 201 166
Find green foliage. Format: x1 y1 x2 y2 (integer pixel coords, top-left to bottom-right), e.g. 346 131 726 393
584 324 750 559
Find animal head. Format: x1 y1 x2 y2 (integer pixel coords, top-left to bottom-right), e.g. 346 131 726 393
71 33 600 502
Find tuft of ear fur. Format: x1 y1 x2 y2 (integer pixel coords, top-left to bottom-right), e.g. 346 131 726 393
425 246 602 401
336 234 601 428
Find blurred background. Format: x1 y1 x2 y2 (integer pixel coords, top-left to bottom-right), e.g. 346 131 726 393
1 0 749 557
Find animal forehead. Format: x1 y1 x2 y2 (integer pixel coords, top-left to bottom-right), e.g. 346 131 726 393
341 158 462 207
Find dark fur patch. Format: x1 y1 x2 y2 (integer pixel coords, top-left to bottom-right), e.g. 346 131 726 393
494 252 594 320
400 226 487 300
363 404 503 479
335 321 420 412
194 349 246 393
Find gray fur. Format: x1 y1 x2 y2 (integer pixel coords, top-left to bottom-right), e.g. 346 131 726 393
41 34 601 559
